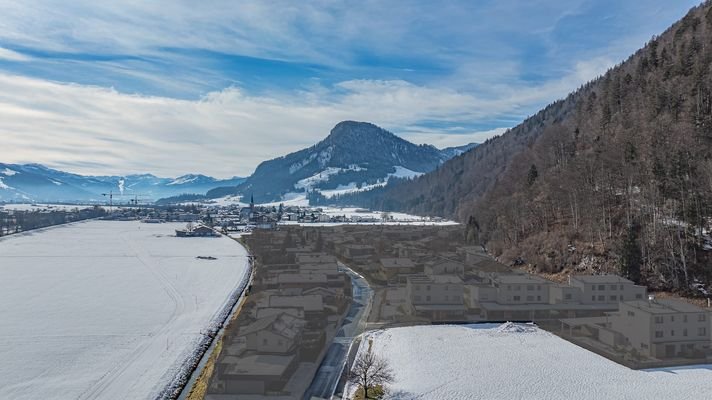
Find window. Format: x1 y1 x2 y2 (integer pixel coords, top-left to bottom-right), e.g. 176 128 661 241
655 331 663 338
592 285 596 291
610 285 617 290
278 339 283 346
592 296 596 301
641 343 649 349
635 294 643 299
426 285 431 291
515 286 521 291
527 285 534 291
513 295 521 301
453 295 460 301
537 285 541 290
627 311 635 317
683 315 688 323
445 295 449 301
426 296 431 302
655 316 664 324
683 329 688 337
699 314 707 322
444 285 449 291
671 330 675 337
610 295 617 301
537 295 541 301
598 285 605 291
619 284 624 290
699 327 707 336
598 295 605 301
526 295 534 301
565 293 572 300
415 285 420 291
670 315 675 322
414 295 421 301
263 338 268 346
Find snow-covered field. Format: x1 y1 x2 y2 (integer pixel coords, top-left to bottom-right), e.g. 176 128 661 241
280 207 458 226
348 323 712 400
0 203 97 211
0 220 250 400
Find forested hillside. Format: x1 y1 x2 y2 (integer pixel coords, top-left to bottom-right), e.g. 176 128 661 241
338 2 712 294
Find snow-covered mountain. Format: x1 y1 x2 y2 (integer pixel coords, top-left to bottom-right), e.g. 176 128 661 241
206 121 477 203
0 163 244 203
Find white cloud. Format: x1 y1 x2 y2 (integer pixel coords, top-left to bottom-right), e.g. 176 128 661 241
0 49 623 179
0 47 30 61
403 127 508 149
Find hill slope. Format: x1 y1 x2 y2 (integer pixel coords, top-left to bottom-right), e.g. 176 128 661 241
340 2 712 293
207 121 476 203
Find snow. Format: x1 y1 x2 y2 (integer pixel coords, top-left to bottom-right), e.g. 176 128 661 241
203 195 247 207
388 166 423 180
0 178 11 189
316 166 421 199
0 220 250 400
289 152 319 174
166 175 200 186
1 167 17 176
260 192 311 207
278 207 458 226
0 203 95 211
294 167 344 191
346 324 712 400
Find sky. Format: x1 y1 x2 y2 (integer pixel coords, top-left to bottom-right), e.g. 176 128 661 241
0 0 702 178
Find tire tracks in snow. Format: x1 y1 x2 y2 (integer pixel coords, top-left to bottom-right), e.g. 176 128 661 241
77 230 186 400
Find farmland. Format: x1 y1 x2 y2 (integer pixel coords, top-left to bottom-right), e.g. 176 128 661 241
0 220 250 400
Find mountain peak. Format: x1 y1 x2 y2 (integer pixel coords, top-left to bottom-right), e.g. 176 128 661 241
327 121 397 144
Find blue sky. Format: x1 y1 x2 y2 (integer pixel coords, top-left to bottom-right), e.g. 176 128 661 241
0 0 702 177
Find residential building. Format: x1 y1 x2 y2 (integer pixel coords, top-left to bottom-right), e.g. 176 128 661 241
406 274 465 320
570 275 647 305
609 298 712 358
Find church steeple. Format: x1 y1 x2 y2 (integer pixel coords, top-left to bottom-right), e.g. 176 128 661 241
250 193 254 211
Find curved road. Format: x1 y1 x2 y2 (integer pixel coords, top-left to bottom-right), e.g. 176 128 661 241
303 263 373 400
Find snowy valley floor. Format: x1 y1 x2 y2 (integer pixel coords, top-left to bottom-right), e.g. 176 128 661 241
0 221 250 400
347 323 712 400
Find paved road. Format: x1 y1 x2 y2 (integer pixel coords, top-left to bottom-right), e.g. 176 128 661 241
302 264 373 400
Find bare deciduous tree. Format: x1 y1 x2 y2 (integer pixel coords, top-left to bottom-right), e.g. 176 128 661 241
349 349 394 400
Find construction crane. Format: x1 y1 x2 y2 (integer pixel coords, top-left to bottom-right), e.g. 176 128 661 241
101 191 115 212
128 194 149 211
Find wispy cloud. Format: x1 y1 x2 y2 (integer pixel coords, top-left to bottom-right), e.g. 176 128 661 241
0 0 702 177
0 47 30 61
0 54 626 178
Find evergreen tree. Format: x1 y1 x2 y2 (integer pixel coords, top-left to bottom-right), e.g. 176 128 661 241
527 164 539 186
619 223 642 283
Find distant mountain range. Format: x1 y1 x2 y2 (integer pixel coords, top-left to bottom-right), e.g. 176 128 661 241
194 121 477 203
0 163 244 203
1 121 476 204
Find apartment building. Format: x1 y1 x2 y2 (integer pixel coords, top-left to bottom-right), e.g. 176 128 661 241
609 298 712 358
406 274 465 320
490 274 552 304
570 275 647 305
